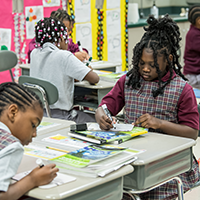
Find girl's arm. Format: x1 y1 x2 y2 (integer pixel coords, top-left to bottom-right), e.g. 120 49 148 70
0 164 58 200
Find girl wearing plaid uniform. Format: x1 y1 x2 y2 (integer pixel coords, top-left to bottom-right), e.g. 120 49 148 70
95 15 200 200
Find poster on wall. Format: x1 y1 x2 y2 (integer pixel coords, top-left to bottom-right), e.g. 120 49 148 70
25 6 44 39
76 23 92 56
107 0 120 9
75 0 91 23
0 28 12 50
43 0 60 7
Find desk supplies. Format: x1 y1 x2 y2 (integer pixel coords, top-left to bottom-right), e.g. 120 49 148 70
13 171 76 189
86 57 92 66
68 126 148 144
102 104 116 129
46 146 70 153
36 158 45 168
70 123 87 132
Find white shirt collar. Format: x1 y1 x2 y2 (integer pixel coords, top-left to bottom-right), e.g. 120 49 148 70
0 122 11 133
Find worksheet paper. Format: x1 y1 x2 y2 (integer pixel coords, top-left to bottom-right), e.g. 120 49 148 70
13 171 76 189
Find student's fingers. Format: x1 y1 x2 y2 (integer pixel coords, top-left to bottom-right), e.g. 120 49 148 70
99 115 113 130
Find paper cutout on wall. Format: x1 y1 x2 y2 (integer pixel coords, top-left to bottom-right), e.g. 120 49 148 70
75 0 91 23
76 23 92 56
107 0 120 9
0 28 11 50
107 34 121 63
106 9 121 36
43 0 60 7
25 6 44 39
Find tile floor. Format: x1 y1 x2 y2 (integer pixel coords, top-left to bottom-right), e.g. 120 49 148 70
183 137 200 200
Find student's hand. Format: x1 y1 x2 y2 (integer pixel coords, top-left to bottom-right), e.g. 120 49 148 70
29 163 59 187
135 113 162 129
87 65 93 70
98 114 114 130
74 51 89 61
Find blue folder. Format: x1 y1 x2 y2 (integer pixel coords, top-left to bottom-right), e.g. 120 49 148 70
193 88 200 98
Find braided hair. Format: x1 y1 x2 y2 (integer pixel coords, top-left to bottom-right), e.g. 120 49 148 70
126 14 187 98
50 9 74 24
35 17 68 47
0 82 43 116
188 4 200 25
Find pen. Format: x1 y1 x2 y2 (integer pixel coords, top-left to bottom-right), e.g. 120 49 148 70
77 41 83 51
102 104 116 129
46 146 70 153
36 158 45 168
86 57 92 66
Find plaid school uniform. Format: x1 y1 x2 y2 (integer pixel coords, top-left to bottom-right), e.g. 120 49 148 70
123 76 200 200
0 128 19 151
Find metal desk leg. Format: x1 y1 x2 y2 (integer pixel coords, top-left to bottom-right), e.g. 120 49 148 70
124 176 184 200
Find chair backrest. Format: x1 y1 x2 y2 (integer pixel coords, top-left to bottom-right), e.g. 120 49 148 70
0 50 18 82
0 50 18 72
18 75 59 117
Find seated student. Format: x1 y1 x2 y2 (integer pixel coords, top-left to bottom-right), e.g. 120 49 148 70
95 15 200 200
183 5 200 89
0 82 58 200
27 9 89 63
30 17 99 123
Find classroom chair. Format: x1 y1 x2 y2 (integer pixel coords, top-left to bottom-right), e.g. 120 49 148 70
18 75 59 118
0 50 17 82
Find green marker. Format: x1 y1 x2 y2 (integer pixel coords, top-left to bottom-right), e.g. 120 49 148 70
86 57 92 66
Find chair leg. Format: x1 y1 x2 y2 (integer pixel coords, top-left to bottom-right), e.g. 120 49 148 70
9 69 14 82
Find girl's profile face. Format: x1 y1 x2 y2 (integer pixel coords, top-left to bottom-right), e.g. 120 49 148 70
10 103 43 145
139 48 168 81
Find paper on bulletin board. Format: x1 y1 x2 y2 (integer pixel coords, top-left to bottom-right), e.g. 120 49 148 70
107 34 122 63
42 0 60 7
0 28 11 50
106 9 121 36
107 0 120 9
74 0 91 23
76 23 92 56
25 6 44 39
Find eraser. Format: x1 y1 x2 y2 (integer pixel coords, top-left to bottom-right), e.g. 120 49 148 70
70 123 87 132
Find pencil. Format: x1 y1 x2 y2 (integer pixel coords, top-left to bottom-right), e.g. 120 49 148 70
46 146 70 153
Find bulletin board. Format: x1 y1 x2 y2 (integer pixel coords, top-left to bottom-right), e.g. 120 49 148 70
68 0 128 71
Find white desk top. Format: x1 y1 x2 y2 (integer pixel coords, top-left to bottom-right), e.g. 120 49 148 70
75 80 115 89
16 155 133 200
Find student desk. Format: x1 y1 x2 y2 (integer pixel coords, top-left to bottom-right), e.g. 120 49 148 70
74 80 115 109
19 61 121 76
15 155 133 200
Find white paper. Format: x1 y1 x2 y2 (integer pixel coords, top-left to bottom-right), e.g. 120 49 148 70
88 123 134 132
106 9 121 36
0 28 11 50
75 0 91 23
107 0 120 9
76 23 92 55
107 35 122 63
13 171 76 189
37 121 61 132
43 0 60 7
25 6 44 39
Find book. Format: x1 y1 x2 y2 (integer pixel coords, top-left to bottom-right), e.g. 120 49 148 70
48 145 141 178
13 171 76 189
68 127 148 144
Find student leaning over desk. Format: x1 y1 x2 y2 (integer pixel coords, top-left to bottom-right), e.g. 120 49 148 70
183 5 200 89
30 17 99 123
0 82 58 200
95 15 200 200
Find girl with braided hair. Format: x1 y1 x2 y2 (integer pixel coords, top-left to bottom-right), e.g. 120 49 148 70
0 82 58 200
183 4 200 89
96 15 199 199
30 17 99 123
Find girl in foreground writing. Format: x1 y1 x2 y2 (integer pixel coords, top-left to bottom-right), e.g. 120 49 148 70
95 15 200 199
0 82 58 200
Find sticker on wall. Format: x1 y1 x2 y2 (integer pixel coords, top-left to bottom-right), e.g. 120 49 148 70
0 28 12 50
25 6 44 39
75 0 91 23
43 0 60 7
76 23 92 56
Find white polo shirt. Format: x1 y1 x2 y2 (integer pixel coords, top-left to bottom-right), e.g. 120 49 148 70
0 122 23 192
30 42 91 111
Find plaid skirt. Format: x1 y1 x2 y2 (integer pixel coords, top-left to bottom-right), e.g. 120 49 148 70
122 156 200 200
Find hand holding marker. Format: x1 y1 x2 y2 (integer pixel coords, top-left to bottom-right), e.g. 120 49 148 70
86 57 92 67
36 158 45 168
102 104 116 129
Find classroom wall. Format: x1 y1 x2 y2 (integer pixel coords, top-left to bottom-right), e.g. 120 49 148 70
129 0 188 8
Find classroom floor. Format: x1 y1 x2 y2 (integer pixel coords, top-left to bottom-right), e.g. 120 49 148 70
183 137 200 200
